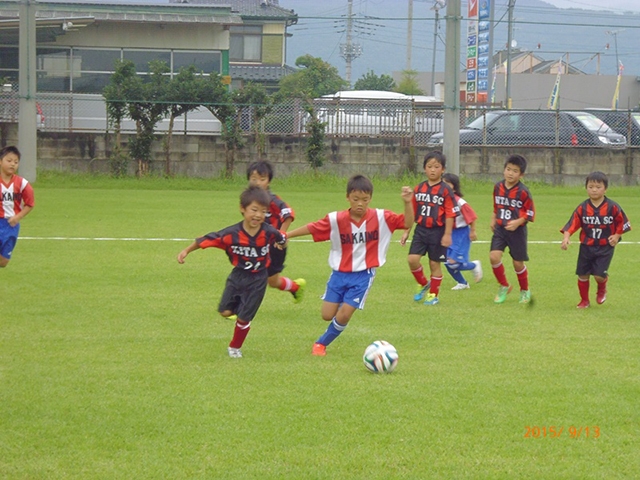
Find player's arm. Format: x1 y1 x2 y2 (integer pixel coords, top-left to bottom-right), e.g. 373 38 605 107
286 225 311 239
468 219 477 242
560 230 572 250
401 186 414 229
8 204 33 227
177 241 199 264
441 216 453 248
280 218 294 232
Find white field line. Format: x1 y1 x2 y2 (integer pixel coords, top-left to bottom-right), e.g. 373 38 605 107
20 237 640 245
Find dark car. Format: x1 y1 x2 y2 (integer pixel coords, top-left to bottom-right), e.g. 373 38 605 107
428 110 626 148
586 110 640 146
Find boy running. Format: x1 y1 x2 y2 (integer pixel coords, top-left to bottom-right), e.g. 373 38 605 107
1 146 35 268
247 160 306 302
177 186 287 358
286 175 413 356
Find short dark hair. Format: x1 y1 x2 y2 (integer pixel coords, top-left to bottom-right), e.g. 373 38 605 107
347 174 374 196
505 154 527 174
246 160 273 182
586 171 608 189
240 185 271 209
442 173 462 197
0 145 21 160
424 151 446 169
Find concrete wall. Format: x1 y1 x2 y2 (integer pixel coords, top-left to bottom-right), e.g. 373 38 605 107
2 124 638 186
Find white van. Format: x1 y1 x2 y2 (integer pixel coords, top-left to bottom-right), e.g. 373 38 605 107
313 90 442 139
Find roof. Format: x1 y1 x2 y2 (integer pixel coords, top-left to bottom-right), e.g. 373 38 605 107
230 64 296 82
169 0 297 24
0 1 242 25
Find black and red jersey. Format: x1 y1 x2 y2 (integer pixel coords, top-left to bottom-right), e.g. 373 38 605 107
561 197 631 246
196 222 285 273
266 191 294 230
493 180 535 227
412 180 459 228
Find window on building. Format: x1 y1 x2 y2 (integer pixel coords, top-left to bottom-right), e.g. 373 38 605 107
173 51 221 74
230 25 262 62
123 50 171 73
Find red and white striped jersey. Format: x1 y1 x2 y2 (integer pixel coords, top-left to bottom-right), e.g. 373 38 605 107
454 195 478 229
1 175 35 218
307 208 406 272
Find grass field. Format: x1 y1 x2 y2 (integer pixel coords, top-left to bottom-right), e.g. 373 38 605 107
1 172 639 479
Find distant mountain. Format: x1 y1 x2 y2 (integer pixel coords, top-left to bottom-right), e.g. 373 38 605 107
284 0 640 82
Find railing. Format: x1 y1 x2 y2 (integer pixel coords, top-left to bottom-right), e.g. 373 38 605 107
2 90 637 148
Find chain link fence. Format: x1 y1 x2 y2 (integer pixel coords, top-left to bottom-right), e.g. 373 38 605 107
2 87 637 148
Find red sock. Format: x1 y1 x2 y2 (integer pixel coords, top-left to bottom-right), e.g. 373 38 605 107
411 266 428 287
578 278 590 302
516 266 529 291
492 262 509 287
230 321 251 349
596 278 607 295
430 275 443 295
277 277 299 293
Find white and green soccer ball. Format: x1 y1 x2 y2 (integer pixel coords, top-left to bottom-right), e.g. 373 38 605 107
363 340 398 373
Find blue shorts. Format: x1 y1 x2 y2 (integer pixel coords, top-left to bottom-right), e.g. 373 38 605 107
447 227 471 264
322 269 376 310
0 218 20 260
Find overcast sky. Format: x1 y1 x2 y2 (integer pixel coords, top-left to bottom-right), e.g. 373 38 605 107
544 0 640 12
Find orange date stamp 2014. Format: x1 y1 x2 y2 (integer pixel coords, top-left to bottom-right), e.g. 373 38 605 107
524 426 600 439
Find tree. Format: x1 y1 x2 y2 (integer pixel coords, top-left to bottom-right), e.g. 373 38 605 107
126 60 170 176
276 55 345 171
277 55 348 100
394 69 424 96
103 60 138 176
353 70 396 91
231 83 271 158
162 65 204 176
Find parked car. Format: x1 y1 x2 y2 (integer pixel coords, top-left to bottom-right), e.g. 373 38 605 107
586 109 640 146
427 110 626 148
312 90 443 137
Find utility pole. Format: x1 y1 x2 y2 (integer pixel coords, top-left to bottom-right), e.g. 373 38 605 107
431 1 445 96
505 0 516 109
18 0 37 183
340 0 361 86
407 0 413 70
443 0 461 175
606 29 624 73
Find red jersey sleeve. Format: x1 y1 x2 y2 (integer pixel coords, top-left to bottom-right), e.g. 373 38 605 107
307 215 332 242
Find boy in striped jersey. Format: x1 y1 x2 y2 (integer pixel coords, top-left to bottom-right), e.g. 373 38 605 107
0 146 35 268
490 154 535 304
406 151 460 305
177 186 287 358
286 175 414 356
561 171 631 308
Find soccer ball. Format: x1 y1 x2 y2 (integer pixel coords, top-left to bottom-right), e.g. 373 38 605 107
363 340 398 373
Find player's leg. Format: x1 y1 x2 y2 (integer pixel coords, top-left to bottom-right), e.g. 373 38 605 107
267 247 306 303
313 270 373 356
446 259 469 289
408 227 431 301
226 271 267 357
0 221 18 268
490 227 512 303
592 246 614 305
446 238 469 289
575 244 593 308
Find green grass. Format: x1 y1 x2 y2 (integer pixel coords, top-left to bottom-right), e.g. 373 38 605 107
1 173 639 479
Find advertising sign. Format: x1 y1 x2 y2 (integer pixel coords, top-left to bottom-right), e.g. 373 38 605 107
467 0 493 104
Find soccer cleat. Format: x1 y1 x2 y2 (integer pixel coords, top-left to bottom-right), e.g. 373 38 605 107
227 347 243 358
292 278 306 304
423 293 439 305
312 342 326 356
451 283 470 290
472 260 483 283
596 289 607 305
519 290 531 304
414 282 431 302
494 285 513 304
576 300 591 309
225 315 238 322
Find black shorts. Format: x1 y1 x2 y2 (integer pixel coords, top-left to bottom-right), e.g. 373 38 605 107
409 225 447 262
267 246 287 276
576 244 615 278
490 224 529 262
218 268 268 322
